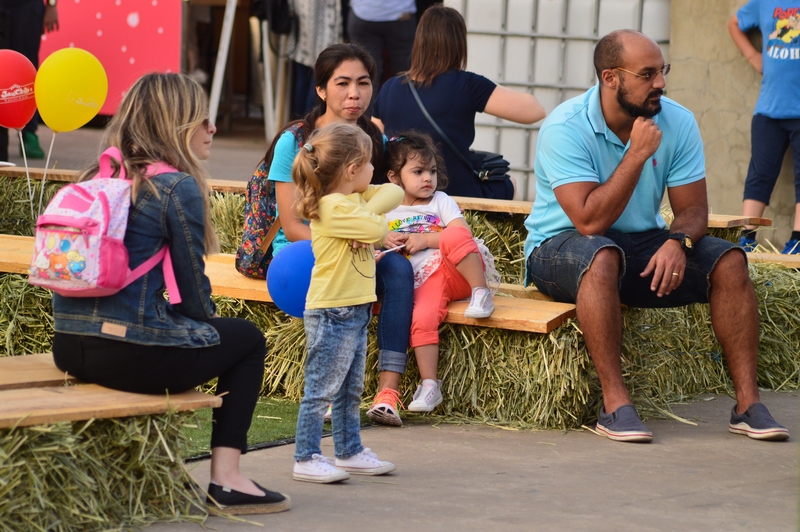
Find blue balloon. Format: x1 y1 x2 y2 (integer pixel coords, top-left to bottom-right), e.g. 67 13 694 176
266 240 314 318
60 239 71 252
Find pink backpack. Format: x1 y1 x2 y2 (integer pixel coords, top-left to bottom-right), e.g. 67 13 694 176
29 147 182 303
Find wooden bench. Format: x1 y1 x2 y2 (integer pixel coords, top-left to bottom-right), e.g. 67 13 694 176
746 252 800 268
1 234 576 334
0 167 773 230
0 352 220 428
0 352 220 528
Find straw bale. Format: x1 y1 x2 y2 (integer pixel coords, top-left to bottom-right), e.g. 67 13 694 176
0 413 206 531
0 188 796 430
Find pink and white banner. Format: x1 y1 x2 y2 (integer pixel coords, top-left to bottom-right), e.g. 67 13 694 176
40 0 183 116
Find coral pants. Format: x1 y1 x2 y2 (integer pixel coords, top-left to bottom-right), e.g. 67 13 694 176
410 225 480 347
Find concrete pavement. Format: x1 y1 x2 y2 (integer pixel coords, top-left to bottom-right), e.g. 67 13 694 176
148 390 798 532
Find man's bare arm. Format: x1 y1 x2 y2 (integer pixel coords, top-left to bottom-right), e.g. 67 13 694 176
554 117 662 235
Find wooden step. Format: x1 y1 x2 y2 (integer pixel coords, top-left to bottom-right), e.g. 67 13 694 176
0 353 77 391
0 385 221 429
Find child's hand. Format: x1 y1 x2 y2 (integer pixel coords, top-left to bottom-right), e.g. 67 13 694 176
382 231 407 250
351 240 373 250
404 234 430 254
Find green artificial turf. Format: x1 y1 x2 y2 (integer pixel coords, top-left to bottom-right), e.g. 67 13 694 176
183 397 301 458
183 397 375 459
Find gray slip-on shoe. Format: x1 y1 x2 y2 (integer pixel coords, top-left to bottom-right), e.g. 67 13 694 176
596 404 653 443
729 403 789 441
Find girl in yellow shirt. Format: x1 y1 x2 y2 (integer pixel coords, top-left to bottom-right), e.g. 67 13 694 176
290 122 404 483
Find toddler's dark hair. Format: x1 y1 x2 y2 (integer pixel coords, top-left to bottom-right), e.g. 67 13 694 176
384 130 448 191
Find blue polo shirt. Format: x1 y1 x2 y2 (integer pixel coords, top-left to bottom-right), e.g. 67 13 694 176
524 84 705 265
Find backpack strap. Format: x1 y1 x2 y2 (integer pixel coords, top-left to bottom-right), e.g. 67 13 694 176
124 246 182 305
259 216 282 253
98 147 126 180
146 162 179 175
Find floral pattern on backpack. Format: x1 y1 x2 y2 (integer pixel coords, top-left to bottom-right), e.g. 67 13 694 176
235 123 304 279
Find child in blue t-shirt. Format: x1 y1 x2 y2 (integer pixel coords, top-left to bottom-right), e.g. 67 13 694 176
729 1 800 253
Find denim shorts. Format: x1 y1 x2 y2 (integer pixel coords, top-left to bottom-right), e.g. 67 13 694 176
527 230 742 308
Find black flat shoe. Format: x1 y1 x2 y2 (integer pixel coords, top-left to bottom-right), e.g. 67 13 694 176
206 481 291 515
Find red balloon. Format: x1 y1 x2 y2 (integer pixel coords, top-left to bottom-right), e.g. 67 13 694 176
0 50 37 129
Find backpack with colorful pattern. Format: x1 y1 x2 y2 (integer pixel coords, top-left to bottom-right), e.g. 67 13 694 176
29 147 181 302
235 122 304 279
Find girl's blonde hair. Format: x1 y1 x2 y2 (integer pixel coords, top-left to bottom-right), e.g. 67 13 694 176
78 73 219 253
292 122 373 221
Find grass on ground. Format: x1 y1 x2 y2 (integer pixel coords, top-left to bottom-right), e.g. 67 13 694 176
184 397 301 457
183 396 375 458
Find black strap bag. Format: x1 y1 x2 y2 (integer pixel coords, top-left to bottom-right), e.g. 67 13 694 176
408 80 512 182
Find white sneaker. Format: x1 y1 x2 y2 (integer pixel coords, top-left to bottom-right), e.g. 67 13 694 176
407 379 443 412
464 287 494 319
335 448 396 476
293 454 350 483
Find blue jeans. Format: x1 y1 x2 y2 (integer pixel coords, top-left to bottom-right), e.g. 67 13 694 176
295 303 372 461
527 230 740 308
375 251 414 374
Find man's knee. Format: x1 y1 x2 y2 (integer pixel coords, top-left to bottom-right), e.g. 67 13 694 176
583 246 622 286
710 248 750 287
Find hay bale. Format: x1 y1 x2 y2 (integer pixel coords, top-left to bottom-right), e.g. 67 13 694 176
0 413 206 532
1 266 799 429
0 176 62 236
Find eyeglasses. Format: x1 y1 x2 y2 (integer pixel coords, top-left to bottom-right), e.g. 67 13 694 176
614 64 671 81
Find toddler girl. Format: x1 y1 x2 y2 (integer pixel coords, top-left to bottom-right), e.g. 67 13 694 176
291 122 404 483
383 131 496 413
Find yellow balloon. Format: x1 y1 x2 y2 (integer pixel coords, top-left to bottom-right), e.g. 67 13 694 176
34 48 108 133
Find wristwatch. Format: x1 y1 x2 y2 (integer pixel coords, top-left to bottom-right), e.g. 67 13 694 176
668 233 694 255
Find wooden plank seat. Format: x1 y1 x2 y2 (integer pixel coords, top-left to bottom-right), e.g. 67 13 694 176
0 352 77 390
1 234 576 334
0 167 773 229
0 384 220 429
0 351 221 528
0 352 221 428
746 252 800 268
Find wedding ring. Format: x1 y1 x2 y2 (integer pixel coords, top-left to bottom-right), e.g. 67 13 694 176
671 272 680 277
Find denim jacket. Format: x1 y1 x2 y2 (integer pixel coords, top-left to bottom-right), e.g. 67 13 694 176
53 172 220 347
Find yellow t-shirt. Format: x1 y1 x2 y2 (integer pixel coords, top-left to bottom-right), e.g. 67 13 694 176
305 184 403 310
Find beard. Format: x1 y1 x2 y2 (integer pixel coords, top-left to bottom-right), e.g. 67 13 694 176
617 82 662 118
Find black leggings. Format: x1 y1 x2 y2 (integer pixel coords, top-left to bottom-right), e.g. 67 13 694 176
53 318 266 453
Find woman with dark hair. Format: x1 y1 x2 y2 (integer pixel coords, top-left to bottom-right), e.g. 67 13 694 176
373 5 546 200
238 43 414 428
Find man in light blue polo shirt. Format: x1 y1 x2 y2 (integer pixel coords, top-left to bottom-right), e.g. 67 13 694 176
524 30 788 443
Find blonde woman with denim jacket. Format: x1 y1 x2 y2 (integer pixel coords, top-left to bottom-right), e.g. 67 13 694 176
51 73 290 516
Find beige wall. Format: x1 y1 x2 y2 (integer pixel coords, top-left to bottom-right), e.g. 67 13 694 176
670 0 796 246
